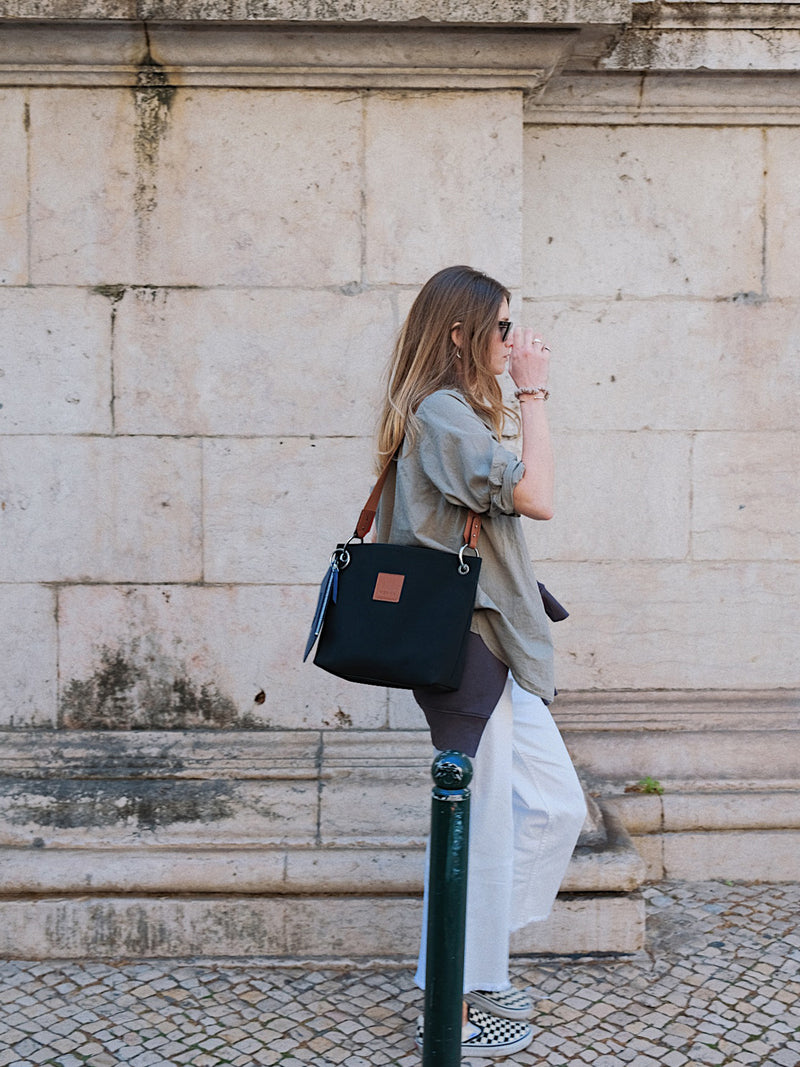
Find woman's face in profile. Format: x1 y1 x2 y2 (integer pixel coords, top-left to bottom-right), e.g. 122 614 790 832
487 297 512 377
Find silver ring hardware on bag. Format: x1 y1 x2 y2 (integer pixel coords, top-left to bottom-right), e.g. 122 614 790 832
330 545 351 570
458 544 480 575
331 532 367 571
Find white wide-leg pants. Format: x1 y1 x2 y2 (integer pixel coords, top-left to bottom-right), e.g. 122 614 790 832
414 678 587 993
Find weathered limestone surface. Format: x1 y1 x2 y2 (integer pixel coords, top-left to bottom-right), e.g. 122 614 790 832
554 690 800 783
521 299 800 433
530 430 692 561
0 724 646 956
0 288 112 434
544 562 798 690
0 90 28 286
0 586 57 728
0 1 633 23
0 891 646 958
0 21 599 90
203 437 376 584
524 125 765 299
527 70 800 125
57 585 388 730
603 3 800 73
765 128 800 300
139 91 364 287
553 689 800 882
112 287 393 437
692 431 799 561
662 831 800 882
29 89 140 286
0 437 202 583
364 91 523 286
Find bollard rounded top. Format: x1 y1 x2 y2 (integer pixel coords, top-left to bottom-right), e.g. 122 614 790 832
431 750 473 790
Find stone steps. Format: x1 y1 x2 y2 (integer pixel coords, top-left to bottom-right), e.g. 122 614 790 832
611 787 800 883
0 891 647 961
0 727 646 959
554 690 800 884
0 806 644 897
8 689 796 961
0 803 647 959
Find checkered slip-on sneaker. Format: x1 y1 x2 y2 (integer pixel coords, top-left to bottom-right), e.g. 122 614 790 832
415 1006 534 1058
466 984 535 1020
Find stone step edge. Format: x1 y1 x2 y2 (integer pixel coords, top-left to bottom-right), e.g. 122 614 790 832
603 789 800 834
0 803 645 896
0 892 646 960
634 828 800 884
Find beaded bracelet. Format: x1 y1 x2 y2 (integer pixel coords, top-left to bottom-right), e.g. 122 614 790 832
514 386 550 401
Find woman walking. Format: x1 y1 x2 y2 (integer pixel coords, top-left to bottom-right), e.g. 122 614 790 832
375 265 587 1059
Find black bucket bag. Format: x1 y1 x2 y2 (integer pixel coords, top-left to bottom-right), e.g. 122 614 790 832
304 458 482 691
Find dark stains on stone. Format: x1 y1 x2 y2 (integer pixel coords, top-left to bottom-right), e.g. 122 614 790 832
61 648 136 728
2 778 235 834
730 291 766 305
60 643 240 731
338 281 367 296
93 284 127 304
70 903 172 955
133 26 176 244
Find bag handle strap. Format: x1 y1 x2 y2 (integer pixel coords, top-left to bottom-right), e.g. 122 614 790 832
354 455 482 550
354 457 395 540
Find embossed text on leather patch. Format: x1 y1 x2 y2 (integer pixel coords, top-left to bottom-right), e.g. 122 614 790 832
373 572 405 603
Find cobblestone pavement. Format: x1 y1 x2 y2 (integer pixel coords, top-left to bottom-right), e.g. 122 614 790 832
1 882 798 1067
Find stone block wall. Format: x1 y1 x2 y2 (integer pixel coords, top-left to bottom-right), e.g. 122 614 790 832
518 118 799 691
0 69 525 731
0 5 798 909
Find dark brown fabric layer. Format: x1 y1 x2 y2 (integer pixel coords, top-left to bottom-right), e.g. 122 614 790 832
413 632 508 757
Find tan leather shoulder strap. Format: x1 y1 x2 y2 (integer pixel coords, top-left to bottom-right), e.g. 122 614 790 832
354 457 395 540
354 452 482 550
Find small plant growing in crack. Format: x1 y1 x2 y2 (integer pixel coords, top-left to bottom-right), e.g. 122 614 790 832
624 776 664 795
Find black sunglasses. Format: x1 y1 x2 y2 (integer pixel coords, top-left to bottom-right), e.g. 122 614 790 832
498 320 513 342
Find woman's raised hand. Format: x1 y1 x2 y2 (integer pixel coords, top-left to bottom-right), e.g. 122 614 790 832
507 327 551 390
508 327 555 519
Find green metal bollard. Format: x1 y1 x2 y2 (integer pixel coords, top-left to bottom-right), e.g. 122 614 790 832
422 750 472 1067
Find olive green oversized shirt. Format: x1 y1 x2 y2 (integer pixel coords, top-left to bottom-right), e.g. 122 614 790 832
376 389 555 702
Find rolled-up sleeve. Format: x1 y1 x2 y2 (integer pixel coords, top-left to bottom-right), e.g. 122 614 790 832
416 391 524 517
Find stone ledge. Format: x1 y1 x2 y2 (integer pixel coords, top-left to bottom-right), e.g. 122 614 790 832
0 722 646 957
611 786 800 883
0 1 632 24
0 802 646 896
0 891 645 959
598 2 800 72
2 688 797 770
660 830 800 882
553 689 800 785
0 728 324 780
572 730 800 783
616 788 800 834
0 20 603 90
553 689 800 731
528 71 800 125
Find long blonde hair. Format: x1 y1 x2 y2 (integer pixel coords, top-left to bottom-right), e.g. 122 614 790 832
376 265 514 470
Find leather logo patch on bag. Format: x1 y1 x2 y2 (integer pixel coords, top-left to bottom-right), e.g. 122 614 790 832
373 572 405 603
